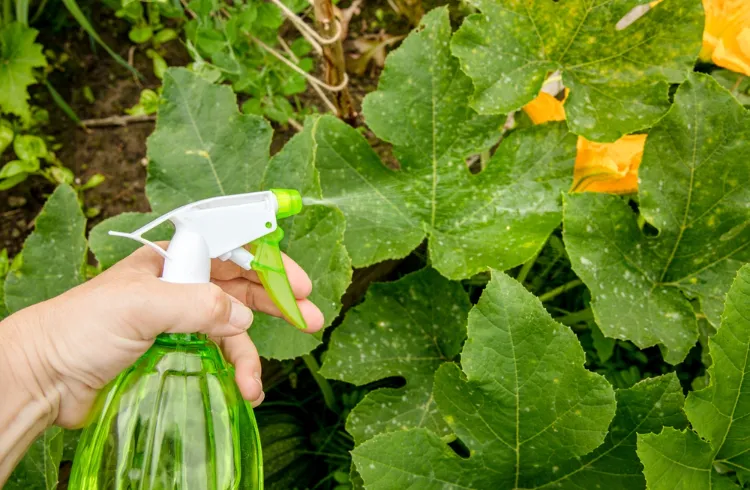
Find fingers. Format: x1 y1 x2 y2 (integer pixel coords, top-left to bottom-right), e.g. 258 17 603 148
215 333 264 406
130 280 254 340
215 278 325 333
211 253 313 299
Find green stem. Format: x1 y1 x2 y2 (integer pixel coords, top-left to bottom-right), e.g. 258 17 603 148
516 248 541 285
2 0 12 25
538 279 584 303
479 149 490 170
556 308 594 326
302 354 338 412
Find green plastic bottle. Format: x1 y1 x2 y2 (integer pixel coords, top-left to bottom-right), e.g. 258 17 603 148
70 190 306 489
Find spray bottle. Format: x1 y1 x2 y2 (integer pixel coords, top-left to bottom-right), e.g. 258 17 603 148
69 189 305 489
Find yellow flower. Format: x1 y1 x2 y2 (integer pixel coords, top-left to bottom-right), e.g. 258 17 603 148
701 0 750 76
521 92 566 124
570 135 647 195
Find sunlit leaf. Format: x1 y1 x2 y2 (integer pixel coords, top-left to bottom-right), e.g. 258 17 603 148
353 271 616 489
451 0 702 141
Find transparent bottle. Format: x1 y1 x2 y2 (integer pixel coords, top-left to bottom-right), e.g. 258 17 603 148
69 333 263 490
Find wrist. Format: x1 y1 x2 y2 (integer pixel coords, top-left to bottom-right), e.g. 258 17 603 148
0 305 61 428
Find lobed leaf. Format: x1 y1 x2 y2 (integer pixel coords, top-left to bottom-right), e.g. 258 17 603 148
317 8 576 279
353 271 616 489
320 268 470 444
450 0 703 142
5 184 87 313
0 23 46 121
637 265 750 488
563 73 750 363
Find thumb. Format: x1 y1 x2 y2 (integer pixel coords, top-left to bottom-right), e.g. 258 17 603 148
134 281 254 340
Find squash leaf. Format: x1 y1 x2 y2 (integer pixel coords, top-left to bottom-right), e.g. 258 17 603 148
90 68 352 360
637 265 750 488
320 268 470 444
563 73 750 364
0 23 47 122
532 373 686 489
450 0 703 142
352 271 616 489
5 184 87 313
318 8 576 279
254 116 352 360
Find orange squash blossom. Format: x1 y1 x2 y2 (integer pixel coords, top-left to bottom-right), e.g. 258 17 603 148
521 91 647 195
700 0 750 76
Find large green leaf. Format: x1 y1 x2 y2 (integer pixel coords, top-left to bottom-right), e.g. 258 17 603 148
254 116 352 359
5 427 64 490
531 373 686 489
450 0 702 142
320 268 470 444
0 23 47 121
315 8 576 279
352 271 616 489
5 184 87 313
637 265 750 488
90 69 352 359
563 73 750 364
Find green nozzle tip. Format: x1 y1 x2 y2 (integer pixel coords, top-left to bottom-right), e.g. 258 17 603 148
271 189 303 219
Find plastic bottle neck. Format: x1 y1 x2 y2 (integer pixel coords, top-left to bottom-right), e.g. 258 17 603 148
155 333 209 346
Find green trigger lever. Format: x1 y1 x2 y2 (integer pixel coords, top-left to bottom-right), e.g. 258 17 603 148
250 227 307 331
251 188 307 330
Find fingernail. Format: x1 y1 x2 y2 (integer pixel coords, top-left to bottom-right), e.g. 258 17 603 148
252 391 265 408
253 371 263 390
229 298 253 328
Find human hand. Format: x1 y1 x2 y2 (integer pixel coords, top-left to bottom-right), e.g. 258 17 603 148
0 245 323 429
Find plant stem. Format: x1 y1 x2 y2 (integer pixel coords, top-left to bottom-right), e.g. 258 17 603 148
79 114 155 128
538 279 584 303
302 354 338 412
516 248 540 285
479 149 490 171
556 308 594 326
311 0 356 122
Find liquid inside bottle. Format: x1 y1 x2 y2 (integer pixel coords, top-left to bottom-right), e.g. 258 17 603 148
70 334 263 490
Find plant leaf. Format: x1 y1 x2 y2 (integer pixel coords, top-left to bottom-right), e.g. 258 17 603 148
254 116 352 360
0 23 47 121
638 428 741 490
320 268 470 444
450 0 703 142
531 373 686 489
563 73 750 364
636 265 750 488
5 427 64 490
352 271 616 489
4 184 87 313
146 68 273 211
317 8 576 279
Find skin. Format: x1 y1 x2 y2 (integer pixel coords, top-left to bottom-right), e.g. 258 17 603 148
0 245 323 484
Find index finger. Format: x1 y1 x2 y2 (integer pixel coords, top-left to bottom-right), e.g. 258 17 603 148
211 251 313 299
